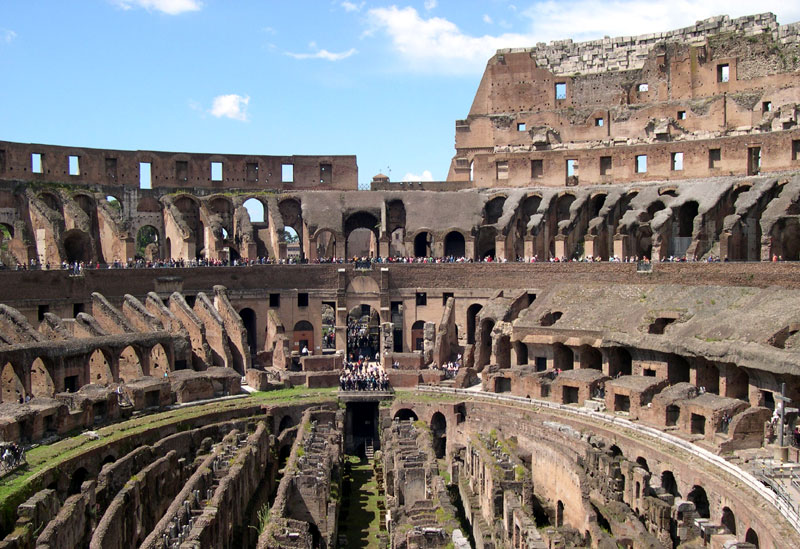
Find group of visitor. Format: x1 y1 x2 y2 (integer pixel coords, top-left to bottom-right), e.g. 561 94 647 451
1 442 25 472
432 359 461 379
347 319 377 360
339 359 389 391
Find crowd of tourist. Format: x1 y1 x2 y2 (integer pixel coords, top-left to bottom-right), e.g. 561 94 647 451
7 253 796 272
347 319 378 360
339 359 389 391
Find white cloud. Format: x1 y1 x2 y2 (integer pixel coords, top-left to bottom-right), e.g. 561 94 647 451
402 170 434 182
341 1 365 12
367 6 531 74
482 14 493 24
209 94 250 122
113 0 202 15
522 0 800 44
424 0 437 10
367 1 800 75
1 29 16 43
286 47 358 61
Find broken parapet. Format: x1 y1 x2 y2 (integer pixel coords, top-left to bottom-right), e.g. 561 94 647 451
38 312 73 341
0 489 61 549
73 312 108 338
193 292 233 371
91 292 135 335
266 309 290 369
0 304 45 345
122 294 162 333
169 292 212 369
213 285 252 373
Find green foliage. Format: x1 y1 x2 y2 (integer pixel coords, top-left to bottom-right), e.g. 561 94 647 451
136 225 159 258
249 503 271 534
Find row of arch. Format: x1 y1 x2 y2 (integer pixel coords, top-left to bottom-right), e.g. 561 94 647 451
0 344 171 402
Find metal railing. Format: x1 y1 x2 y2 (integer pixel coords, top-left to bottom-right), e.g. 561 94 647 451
415 385 800 536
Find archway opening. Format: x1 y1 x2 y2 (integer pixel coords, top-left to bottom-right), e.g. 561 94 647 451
344 211 379 259
278 414 294 433
444 231 465 258
347 305 380 360
414 232 432 257
411 320 425 351
136 225 160 261
721 507 736 535
315 230 337 260
484 196 506 224
1 362 24 403
609 347 632 377
293 320 314 357
88 349 112 385
431 412 447 459
687 485 710 518
239 308 257 354
68 467 89 496
394 408 418 421
149 343 170 378
466 303 483 345
321 303 335 351
63 229 91 263
661 470 680 497
745 528 759 547
244 198 265 223
118 346 143 382
31 357 55 398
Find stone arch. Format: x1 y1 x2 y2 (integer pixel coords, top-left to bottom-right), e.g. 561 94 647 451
721 506 736 535
72 193 95 217
687 485 710 518
208 196 233 216
661 470 680 497
413 231 432 257
556 193 576 223
279 198 304 258
314 228 337 260
173 194 200 213
589 193 607 218
239 308 258 354
411 320 425 351
677 201 699 238
608 347 632 377
68 467 89 496
745 528 759 547
118 346 143 382
635 456 649 472
444 231 466 258
1 362 24 403
105 195 123 213
38 192 61 212
62 229 91 263
135 225 160 261
394 408 418 421
387 199 406 257
579 345 602 370
430 412 447 459
136 196 160 213
344 211 379 258
771 218 800 260
484 195 506 224
88 349 113 385
149 343 170 378
476 226 496 259
512 341 528 365
293 320 314 356
278 414 294 433
466 303 482 345
243 198 265 223
31 357 55 398
477 317 495 369
0 223 14 242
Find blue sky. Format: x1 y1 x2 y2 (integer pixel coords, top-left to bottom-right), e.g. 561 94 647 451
2 1 799 188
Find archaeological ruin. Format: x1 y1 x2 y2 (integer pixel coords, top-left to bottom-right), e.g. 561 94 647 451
1 11 800 549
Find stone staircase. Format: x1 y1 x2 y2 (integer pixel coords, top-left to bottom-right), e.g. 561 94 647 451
365 439 375 460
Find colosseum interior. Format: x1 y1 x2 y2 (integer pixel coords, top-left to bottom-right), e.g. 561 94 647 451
0 11 799 549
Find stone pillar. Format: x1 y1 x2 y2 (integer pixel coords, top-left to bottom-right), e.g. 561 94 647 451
554 236 566 259
523 237 534 260
380 322 393 365
465 238 476 261
613 234 626 260
584 236 596 259
378 236 389 258
495 237 506 261
423 322 436 365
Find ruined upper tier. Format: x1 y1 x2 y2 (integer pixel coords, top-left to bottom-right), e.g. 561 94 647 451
448 13 800 187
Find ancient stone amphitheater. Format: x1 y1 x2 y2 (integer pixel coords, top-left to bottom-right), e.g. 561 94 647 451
0 11 799 549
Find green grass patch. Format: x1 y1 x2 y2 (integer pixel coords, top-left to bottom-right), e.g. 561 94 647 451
339 457 383 548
